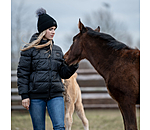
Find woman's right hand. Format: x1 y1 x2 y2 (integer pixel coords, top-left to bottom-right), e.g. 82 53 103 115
22 98 30 110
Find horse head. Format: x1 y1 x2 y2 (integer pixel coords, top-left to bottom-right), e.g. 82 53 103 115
64 19 100 66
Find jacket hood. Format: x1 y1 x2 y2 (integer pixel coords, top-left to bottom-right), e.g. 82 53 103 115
29 33 39 43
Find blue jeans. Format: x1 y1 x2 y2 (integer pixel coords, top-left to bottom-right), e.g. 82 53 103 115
29 97 65 130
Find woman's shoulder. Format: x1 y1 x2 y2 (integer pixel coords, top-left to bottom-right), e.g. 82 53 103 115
29 33 39 43
22 33 39 50
21 45 35 56
53 44 63 52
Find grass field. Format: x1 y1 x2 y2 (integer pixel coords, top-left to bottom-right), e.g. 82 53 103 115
11 109 140 130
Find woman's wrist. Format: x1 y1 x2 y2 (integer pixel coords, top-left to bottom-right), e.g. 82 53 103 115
21 94 29 100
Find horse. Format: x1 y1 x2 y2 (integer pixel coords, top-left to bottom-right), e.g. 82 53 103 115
64 19 140 130
62 73 89 130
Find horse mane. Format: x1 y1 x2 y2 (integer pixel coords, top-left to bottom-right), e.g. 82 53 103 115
86 27 131 51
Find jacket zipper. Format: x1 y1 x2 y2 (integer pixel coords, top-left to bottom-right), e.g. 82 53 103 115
48 49 52 99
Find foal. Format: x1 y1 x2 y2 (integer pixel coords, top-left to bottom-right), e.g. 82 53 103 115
64 19 140 130
63 73 89 130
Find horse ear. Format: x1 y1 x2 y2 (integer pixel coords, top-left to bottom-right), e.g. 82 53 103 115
95 26 100 32
78 19 87 33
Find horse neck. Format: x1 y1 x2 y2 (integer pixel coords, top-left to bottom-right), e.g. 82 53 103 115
83 40 113 80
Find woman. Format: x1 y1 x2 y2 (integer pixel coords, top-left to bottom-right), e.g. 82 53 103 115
17 8 78 130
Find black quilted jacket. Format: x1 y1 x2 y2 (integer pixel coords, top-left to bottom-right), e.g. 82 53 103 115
17 33 78 100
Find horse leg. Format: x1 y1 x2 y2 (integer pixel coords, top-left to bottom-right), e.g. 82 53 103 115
118 101 138 130
65 102 74 130
75 96 89 130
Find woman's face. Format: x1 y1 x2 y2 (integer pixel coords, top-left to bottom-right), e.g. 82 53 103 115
44 26 56 40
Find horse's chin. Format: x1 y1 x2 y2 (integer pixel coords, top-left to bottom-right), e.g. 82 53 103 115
68 59 79 66
64 55 81 66
68 62 77 66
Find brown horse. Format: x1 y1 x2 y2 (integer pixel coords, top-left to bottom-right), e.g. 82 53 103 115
64 19 140 130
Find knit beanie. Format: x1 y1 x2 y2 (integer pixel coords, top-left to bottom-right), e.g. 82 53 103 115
36 8 57 33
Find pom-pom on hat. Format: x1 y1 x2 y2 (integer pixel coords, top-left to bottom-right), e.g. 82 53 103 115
36 8 57 33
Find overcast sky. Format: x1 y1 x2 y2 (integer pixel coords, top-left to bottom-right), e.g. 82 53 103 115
12 0 140 53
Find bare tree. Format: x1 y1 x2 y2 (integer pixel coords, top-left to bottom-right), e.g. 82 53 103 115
84 8 134 47
11 1 35 70
65 7 135 49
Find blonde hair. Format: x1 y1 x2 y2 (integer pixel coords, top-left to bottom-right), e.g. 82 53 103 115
21 30 53 52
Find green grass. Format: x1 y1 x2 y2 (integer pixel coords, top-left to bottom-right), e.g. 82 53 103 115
11 109 140 130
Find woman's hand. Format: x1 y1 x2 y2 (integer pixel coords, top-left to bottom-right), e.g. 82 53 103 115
22 98 30 110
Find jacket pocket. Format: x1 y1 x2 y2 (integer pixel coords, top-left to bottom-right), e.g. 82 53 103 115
50 82 65 93
28 82 33 93
32 82 49 93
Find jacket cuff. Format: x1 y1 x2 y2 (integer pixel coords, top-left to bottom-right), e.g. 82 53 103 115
73 63 79 68
68 63 79 71
69 63 79 74
21 94 29 100
71 63 79 69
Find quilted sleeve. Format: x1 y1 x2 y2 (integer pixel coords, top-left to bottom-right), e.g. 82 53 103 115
17 48 32 100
